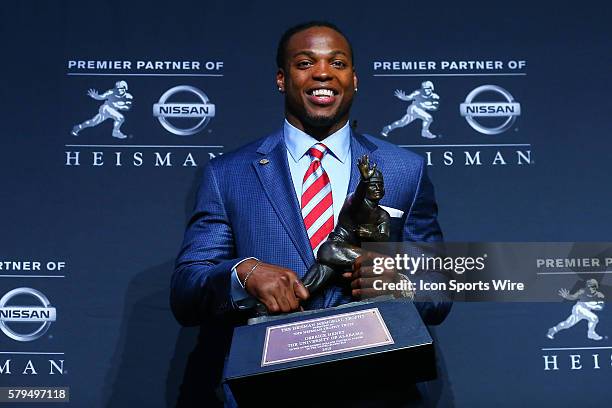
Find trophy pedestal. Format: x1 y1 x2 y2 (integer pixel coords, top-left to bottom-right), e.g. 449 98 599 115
224 298 435 406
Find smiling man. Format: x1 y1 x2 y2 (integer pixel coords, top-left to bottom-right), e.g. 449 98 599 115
171 21 449 407
278 24 356 139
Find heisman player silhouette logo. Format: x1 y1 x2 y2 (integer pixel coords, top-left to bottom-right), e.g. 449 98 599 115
547 279 605 341
381 81 440 139
71 80 133 139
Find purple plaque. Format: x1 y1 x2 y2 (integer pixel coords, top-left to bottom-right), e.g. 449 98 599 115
261 308 394 367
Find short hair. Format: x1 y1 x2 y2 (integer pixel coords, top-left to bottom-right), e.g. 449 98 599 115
276 21 354 69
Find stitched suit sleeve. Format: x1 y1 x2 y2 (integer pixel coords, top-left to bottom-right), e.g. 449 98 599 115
404 158 452 325
171 161 242 326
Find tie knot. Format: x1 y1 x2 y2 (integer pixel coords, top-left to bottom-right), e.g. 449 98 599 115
308 143 328 161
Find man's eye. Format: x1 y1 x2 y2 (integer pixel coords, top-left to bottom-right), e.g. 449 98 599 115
332 60 347 68
296 61 312 68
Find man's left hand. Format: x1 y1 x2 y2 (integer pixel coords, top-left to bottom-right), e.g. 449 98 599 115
342 252 400 300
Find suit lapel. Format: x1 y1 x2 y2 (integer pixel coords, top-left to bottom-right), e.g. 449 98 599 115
252 132 315 268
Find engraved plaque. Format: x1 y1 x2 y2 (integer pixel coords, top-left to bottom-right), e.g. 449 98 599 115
261 308 394 366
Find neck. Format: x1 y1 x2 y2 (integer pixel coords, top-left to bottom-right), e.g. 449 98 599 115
285 114 348 141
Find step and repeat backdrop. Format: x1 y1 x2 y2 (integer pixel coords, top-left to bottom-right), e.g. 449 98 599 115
1 0 611 406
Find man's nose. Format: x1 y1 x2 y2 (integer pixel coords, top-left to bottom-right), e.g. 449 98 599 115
312 61 332 81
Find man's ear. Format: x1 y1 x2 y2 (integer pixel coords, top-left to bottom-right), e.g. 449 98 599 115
276 68 285 92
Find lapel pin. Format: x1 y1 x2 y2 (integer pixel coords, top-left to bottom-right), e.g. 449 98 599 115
259 159 270 165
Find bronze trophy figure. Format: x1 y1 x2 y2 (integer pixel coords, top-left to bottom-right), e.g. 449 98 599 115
302 155 391 296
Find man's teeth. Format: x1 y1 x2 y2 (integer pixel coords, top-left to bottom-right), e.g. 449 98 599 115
312 89 334 97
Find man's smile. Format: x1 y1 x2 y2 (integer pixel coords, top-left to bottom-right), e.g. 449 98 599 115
305 87 339 106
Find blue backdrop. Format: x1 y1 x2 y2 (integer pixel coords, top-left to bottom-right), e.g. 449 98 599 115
1 0 611 406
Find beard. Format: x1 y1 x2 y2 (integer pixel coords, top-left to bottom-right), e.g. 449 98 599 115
304 112 336 127
287 98 353 130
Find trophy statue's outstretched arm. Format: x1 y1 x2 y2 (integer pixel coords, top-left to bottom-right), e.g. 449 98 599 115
351 155 378 210
358 155 377 180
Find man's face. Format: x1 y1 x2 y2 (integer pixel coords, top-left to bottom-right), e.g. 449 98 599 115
422 86 433 96
277 26 357 132
366 180 384 202
117 87 126 96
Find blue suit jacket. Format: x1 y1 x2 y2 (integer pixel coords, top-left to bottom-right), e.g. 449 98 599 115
171 128 450 327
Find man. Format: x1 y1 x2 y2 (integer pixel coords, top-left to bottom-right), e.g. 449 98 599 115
171 22 450 407
71 80 132 139
547 279 605 341
381 81 440 139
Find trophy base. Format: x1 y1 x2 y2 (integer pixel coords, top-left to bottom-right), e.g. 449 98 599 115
225 298 435 406
246 295 395 325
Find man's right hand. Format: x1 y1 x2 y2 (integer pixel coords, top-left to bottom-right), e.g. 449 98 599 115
236 260 309 313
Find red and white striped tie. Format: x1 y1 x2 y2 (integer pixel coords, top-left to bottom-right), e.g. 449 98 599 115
301 143 334 253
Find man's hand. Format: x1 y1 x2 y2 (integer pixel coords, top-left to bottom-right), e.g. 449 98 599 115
237 260 309 313
342 252 401 300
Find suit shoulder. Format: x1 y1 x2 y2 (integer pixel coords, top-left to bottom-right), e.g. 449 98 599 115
360 133 424 165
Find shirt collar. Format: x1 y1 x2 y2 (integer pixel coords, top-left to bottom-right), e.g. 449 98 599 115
283 119 351 164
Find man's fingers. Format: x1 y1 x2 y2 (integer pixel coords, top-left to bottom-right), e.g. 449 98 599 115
284 286 300 311
350 277 379 290
293 280 310 300
360 266 376 278
353 256 364 272
275 292 293 313
351 288 380 299
240 262 306 312
288 294 300 312
353 251 379 271
353 266 381 279
262 297 280 314
276 279 302 312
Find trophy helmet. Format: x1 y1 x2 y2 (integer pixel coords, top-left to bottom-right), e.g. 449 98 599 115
368 168 384 183
421 81 434 90
586 279 599 289
115 80 128 90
